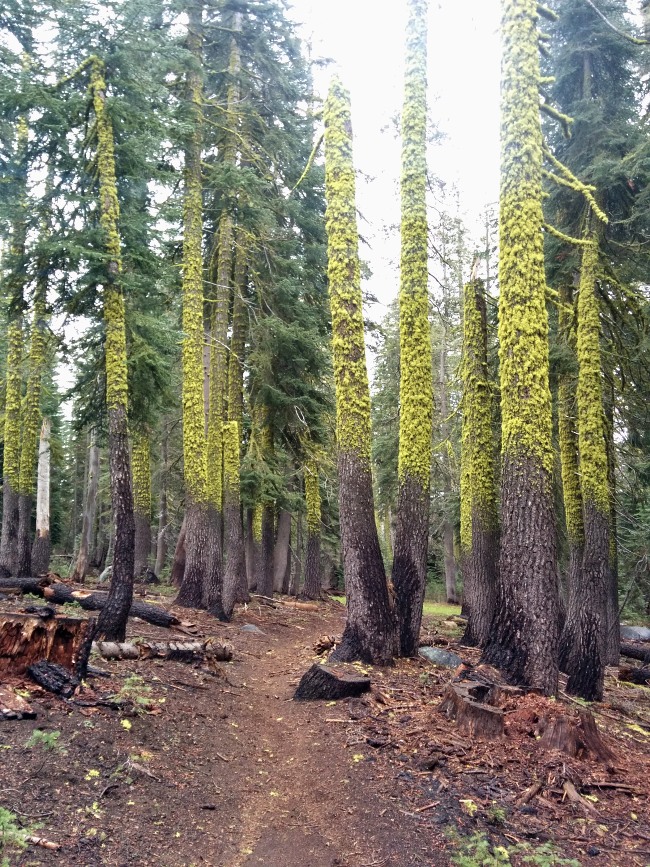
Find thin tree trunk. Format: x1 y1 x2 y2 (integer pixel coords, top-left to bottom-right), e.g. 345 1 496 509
222 421 248 616
256 503 275 598
90 58 135 641
273 509 292 593
302 457 321 599
604 379 619 665
288 513 302 596
71 431 100 583
155 429 169 577
132 429 152 578
31 417 52 576
171 516 186 588
245 507 258 591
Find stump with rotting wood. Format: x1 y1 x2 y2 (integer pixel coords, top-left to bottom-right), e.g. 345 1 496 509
28 660 79 698
438 683 504 738
0 612 91 676
539 709 616 764
293 664 371 701
0 685 37 720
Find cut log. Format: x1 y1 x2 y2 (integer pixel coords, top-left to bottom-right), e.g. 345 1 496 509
0 685 37 720
620 641 650 664
0 575 53 595
294 664 371 701
619 664 650 685
93 638 233 663
0 612 91 675
28 660 79 697
42 583 178 628
438 683 504 738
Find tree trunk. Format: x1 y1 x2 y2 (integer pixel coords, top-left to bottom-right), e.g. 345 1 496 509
256 503 275 598
443 520 457 604
71 432 100 583
245 507 258 591
132 429 152 578
480 0 558 694
288 513 302 597
154 430 168 577
302 534 321 600
171 516 186 587
603 379 619 666
302 457 321 600
32 418 52 576
90 59 135 642
273 509 292 593
176 503 208 608
203 507 226 619
391 0 432 658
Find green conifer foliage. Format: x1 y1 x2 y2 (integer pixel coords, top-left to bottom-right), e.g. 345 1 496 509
481 0 558 694
391 0 433 657
324 77 396 665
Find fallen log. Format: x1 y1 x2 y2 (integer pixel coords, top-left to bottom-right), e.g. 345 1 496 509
93 638 233 663
0 575 53 595
294 664 371 701
42 583 178 628
619 664 650 685
0 612 91 675
438 683 504 738
620 641 650 664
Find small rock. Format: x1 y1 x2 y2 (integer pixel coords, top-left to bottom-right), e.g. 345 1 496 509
587 846 600 857
241 623 265 635
201 804 216 811
418 646 463 668
620 625 650 641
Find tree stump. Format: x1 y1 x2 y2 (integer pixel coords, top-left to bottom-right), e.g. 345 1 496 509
28 660 79 698
294 664 371 701
438 683 504 738
540 709 616 764
0 613 91 676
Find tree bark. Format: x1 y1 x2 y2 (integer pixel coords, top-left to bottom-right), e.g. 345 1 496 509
392 476 429 656
176 503 208 608
273 509 291 593
203 507 226 619
132 429 152 578
171 516 186 587
443 520 457 604
154 429 169 577
71 432 100 583
31 418 52 576
288 513 302 597
256 503 275 598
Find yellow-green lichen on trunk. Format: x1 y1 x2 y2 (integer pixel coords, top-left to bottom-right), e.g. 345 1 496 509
3 321 23 493
252 503 263 544
324 78 373 461
90 59 128 416
576 238 609 514
223 420 241 496
131 428 151 518
397 0 432 490
461 279 497 544
180 15 208 508
557 288 584 547
304 458 321 538
498 0 553 477
227 238 247 427
18 289 48 497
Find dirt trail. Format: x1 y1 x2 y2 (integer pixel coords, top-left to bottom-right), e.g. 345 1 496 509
1 600 441 866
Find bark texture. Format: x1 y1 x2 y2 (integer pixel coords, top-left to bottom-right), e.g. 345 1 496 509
273 510 292 593
71 432 100 583
32 417 52 576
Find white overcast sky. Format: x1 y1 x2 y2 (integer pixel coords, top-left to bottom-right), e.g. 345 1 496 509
288 0 502 311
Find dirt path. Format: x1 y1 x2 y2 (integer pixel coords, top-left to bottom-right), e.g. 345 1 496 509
1 600 442 866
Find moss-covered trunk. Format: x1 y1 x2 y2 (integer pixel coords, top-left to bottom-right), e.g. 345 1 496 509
603 380 619 665
561 238 609 701
176 1 210 610
90 58 135 642
0 118 28 579
391 0 433 657
301 458 321 600
481 0 558 694
324 78 396 665
460 279 498 648
131 428 152 578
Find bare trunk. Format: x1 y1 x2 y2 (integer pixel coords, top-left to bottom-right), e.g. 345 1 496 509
301 532 321 600
16 494 33 578
171 516 187 587
288 513 302 597
331 453 397 666
443 520 457 604
176 503 208 608
203 507 226 618
0 485 19 578
392 475 429 656
273 509 291 593
31 418 52 576
71 432 100 583
222 502 248 617
245 508 257 590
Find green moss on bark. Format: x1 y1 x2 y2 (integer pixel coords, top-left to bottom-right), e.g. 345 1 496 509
18 290 47 497
324 78 373 461
131 429 151 518
304 458 321 538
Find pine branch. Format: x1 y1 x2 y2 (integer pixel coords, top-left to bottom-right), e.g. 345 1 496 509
581 0 649 44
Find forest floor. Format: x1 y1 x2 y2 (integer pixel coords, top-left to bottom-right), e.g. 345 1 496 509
1 590 650 866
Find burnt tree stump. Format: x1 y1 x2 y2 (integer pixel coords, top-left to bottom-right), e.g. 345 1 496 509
438 683 504 738
28 660 79 698
294 664 371 701
0 613 91 676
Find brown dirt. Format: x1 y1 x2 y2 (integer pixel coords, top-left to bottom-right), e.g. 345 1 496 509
1 593 650 866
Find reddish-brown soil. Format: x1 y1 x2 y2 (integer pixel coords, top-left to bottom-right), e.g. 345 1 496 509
1 593 650 866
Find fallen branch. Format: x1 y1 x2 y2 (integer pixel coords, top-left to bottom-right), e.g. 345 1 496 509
620 641 650 664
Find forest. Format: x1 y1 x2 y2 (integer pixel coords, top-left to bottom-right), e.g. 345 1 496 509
1 0 650 865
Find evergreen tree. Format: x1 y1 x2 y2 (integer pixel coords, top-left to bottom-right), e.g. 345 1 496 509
482 0 559 694
324 78 396 665
391 0 433 657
